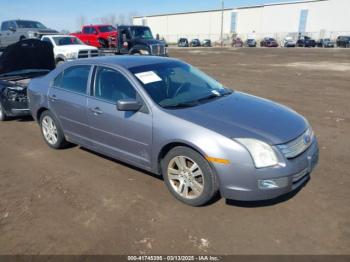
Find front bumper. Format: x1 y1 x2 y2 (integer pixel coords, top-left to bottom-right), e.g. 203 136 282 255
217 138 319 201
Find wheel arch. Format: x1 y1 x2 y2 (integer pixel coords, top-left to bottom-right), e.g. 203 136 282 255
156 141 209 176
36 107 49 123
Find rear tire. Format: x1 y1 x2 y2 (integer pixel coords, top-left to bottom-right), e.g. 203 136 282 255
162 146 219 206
39 110 69 149
0 102 8 121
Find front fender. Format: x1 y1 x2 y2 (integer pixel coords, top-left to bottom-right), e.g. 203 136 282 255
129 45 150 55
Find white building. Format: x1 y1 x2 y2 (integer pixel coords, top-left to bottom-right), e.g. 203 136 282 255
133 0 350 43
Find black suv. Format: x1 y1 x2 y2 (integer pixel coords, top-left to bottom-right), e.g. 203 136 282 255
178 38 189 47
190 39 201 47
336 36 350 48
297 36 316 47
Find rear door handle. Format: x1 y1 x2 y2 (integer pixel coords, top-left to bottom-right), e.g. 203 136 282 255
90 107 103 115
49 94 58 102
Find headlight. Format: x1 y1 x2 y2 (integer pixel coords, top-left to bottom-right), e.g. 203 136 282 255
27 31 38 38
236 138 278 168
66 52 78 59
139 50 150 55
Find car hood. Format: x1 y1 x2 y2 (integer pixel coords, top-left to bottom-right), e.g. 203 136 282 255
37 29 59 34
55 44 97 53
134 38 165 46
166 92 308 145
0 39 55 77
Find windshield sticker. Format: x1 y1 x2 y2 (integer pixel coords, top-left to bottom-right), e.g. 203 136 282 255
135 71 162 85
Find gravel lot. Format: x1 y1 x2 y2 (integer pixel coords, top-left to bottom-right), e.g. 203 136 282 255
0 47 349 255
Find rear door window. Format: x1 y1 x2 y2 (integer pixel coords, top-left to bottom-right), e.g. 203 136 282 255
53 65 91 94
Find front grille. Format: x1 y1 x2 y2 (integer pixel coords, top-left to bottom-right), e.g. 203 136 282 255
78 50 99 59
277 128 314 159
150 44 165 56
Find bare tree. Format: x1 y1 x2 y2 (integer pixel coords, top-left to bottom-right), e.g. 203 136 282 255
127 12 139 25
117 14 125 25
76 15 87 30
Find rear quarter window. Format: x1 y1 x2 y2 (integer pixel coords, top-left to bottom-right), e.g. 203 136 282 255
53 65 91 94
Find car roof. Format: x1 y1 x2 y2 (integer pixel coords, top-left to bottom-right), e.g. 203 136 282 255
69 56 181 69
43 35 76 38
84 24 113 27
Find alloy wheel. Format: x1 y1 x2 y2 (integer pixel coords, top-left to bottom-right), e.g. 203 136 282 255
41 115 58 145
167 156 204 199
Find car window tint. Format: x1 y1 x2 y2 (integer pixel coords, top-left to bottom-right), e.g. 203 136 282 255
42 37 52 45
53 66 91 94
94 67 136 103
1 22 8 31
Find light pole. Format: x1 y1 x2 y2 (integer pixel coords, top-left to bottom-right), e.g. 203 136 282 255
220 0 224 47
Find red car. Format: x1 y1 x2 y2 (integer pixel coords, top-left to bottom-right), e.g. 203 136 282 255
71 24 117 48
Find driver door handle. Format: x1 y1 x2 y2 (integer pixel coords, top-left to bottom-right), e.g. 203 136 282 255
90 107 103 115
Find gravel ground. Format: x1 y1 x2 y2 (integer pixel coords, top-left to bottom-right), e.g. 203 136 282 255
0 47 349 255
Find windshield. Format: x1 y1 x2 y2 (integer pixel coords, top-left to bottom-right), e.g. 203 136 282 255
130 62 232 109
16 20 47 29
53 36 83 46
131 27 153 40
98 26 116 33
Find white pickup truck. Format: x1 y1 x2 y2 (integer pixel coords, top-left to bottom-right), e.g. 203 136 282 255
41 35 99 65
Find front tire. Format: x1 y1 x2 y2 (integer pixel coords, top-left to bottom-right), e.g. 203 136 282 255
162 146 219 206
40 111 69 149
0 102 8 121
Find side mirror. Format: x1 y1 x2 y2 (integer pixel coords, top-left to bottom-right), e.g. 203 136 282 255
9 26 16 32
117 99 142 112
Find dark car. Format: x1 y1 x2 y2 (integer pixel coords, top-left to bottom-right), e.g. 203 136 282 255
178 38 189 47
245 39 257 47
0 39 55 121
232 37 243 47
316 38 335 48
297 36 316 47
190 39 201 47
336 36 350 48
260 37 278 47
202 39 211 47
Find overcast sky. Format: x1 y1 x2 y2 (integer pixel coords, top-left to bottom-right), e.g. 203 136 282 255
0 0 294 32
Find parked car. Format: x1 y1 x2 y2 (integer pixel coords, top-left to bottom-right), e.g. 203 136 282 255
202 39 212 47
28 56 319 206
336 36 350 48
71 24 117 49
0 39 55 121
190 39 201 47
0 20 58 49
316 38 335 48
232 37 243 47
178 38 189 47
260 37 278 47
245 39 257 47
41 35 99 65
281 36 296 48
296 36 316 47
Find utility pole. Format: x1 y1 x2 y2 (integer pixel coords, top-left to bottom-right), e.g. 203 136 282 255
220 0 224 47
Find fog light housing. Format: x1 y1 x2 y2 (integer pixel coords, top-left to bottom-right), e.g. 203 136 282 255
259 180 279 189
258 177 288 190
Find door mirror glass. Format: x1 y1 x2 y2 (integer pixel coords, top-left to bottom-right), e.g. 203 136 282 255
117 99 142 111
